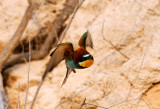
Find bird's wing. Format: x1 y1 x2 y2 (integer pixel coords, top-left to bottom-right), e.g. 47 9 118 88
78 30 94 49
61 68 73 86
45 43 74 73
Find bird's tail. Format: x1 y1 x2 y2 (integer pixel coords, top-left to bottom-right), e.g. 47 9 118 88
61 68 73 87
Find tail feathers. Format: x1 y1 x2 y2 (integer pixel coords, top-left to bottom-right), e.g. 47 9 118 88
61 68 74 87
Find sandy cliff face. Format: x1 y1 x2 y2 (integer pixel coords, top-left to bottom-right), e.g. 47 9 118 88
1 0 160 109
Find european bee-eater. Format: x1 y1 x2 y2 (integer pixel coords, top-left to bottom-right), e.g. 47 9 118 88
45 30 94 86
30 31 94 108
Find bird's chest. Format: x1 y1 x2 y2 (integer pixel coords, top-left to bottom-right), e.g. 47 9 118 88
65 60 83 69
65 48 89 69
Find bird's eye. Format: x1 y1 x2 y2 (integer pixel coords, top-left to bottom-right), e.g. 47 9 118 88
80 54 93 62
82 57 87 61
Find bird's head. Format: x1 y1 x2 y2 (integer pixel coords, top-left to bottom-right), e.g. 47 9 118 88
78 54 94 68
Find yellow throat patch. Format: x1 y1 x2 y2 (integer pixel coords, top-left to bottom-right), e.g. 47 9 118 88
79 60 94 68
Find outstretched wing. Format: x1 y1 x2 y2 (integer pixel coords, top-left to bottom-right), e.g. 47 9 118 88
45 43 74 73
78 30 94 49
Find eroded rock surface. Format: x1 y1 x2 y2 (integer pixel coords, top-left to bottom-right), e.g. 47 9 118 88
1 0 160 109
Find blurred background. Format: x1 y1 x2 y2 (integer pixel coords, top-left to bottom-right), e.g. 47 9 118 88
0 0 160 109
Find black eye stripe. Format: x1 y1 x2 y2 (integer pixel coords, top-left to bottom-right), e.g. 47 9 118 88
82 57 88 60
78 54 93 62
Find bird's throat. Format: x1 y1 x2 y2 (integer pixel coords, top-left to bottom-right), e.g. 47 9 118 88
79 60 94 68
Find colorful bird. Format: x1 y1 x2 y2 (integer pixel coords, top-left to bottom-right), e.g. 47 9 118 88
45 30 94 86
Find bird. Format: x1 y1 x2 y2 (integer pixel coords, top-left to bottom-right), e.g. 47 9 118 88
45 30 94 86
30 30 94 108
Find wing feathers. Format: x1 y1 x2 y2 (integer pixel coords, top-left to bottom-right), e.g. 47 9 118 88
86 31 94 48
78 30 94 49
45 43 74 73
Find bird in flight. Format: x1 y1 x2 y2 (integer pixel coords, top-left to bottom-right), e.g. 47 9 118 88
45 30 94 86
30 30 94 108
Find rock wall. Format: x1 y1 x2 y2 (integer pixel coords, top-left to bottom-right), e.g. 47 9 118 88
1 0 160 109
